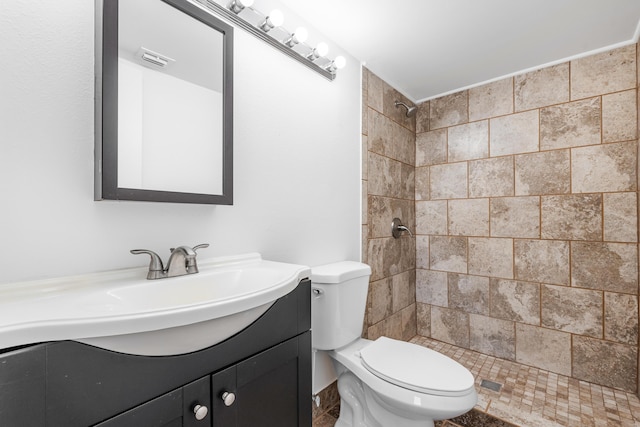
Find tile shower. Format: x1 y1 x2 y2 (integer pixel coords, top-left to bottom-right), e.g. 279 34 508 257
361 66 418 343
355 42 640 423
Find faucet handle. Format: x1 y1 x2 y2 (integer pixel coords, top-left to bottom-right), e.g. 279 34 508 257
169 244 209 254
130 249 165 280
185 244 209 274
193 243 209 253
391 218 413 239
397 225 413 237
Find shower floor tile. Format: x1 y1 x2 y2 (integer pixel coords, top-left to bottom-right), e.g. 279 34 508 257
412 336 640 427
312 336 640 426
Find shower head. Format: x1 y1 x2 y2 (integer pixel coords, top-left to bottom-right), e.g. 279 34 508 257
394 101 417 118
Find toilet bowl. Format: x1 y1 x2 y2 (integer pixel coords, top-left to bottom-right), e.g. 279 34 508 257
311 261 477 427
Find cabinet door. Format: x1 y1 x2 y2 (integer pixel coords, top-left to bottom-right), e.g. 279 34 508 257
95 377 211 427
211 333 311 427
183 376 212 427
93 389 183 427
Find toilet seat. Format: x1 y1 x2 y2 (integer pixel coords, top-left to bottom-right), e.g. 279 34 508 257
359 337 475 397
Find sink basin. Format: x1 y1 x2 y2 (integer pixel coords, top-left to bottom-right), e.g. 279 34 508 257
0 253 310 355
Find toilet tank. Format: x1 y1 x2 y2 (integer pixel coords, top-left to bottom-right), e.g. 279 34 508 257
311 261 371 350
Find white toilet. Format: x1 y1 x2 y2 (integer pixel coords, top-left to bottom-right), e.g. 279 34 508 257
311 261 477 427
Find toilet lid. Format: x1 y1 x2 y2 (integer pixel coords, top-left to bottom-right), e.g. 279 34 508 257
359 337 474 397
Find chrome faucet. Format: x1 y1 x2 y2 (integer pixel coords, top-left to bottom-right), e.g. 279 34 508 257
130 244 209 280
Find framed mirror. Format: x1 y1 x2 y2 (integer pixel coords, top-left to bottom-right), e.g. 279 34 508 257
95 0 233 204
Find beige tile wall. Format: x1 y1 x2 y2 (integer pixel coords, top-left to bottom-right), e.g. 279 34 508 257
415 44 640 393
362 68 417 341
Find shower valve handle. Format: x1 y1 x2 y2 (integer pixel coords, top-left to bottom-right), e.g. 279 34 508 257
391 218 413 238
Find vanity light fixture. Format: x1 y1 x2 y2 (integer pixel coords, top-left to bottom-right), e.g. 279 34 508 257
284 27 308 47
227 0 253 14
194 0 343 80
258 9 284 32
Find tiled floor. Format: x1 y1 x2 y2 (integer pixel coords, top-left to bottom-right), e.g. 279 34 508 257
312 336 640 427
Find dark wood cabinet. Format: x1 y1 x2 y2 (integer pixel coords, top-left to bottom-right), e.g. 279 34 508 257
95 376 211 427
0 279 311 427
211 335 305 427
0 344 46 427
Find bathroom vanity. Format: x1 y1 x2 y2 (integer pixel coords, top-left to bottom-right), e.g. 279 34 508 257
0 278 311 426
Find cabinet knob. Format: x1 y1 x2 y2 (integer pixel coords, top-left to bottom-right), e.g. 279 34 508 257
221 391 236 406
193 404 208 421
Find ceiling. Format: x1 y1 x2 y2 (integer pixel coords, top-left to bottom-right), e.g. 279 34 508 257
278 0 640 102
119 0 224 92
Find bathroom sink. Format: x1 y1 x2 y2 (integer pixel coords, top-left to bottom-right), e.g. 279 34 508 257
0 253 310 355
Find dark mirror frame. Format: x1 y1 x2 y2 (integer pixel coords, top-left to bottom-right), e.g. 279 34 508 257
95 0 234 205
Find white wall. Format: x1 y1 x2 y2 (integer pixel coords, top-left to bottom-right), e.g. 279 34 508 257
0 0 362 284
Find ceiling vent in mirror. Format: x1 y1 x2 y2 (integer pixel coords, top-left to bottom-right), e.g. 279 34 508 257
137 47 175 69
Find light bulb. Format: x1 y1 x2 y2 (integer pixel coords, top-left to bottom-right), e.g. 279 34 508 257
294 27 308 44
259 9 284 32
306 42 329 61
228 0 253 13
269 9 284 27
325 55 346 73
316 42 329 57
285 27 308 47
